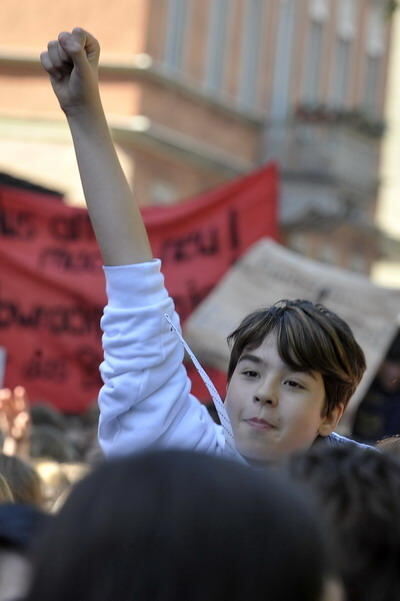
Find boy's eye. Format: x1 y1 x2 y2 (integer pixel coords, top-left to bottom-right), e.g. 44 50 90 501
284 379 304 389
242 370 259 378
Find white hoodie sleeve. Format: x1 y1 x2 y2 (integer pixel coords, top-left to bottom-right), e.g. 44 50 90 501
98 260 226 457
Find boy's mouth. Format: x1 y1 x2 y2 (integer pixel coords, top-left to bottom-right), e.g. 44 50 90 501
244 417 276 430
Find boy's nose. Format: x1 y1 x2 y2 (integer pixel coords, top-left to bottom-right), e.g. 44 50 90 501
254 395 278 406
254 379 279 406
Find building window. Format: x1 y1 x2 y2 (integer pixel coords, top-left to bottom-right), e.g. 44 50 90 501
337 0 356 39
270 0 296 120
330 37 351 107
366 1 385 57
309 0 329 22
330 0 355 107
363 54 380 114
363 2 385 115
237 0 265 110
203 0 230 94
302 20 325 104
164 0 189 72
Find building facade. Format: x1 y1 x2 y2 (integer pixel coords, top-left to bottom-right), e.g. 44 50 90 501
0 0 393 273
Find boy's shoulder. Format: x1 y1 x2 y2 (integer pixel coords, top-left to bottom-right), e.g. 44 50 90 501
324 432 374 450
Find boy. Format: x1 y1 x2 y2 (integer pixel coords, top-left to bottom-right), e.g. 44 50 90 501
40 29 367 465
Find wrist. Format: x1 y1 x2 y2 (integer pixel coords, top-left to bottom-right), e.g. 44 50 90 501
63 94 104 122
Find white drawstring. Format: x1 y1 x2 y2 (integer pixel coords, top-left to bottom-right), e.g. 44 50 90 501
164 313 246 464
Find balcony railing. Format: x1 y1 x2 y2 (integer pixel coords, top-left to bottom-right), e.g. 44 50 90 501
264 113 381 194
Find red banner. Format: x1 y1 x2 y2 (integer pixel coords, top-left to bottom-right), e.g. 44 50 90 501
0 164 278 412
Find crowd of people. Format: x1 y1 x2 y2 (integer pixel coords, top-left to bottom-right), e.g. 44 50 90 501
2 384 400 601
1 26 400 601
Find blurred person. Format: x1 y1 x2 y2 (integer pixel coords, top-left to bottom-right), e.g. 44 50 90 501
353 332 400 443
63 415 88 458
0 391 85 463
33 460 89 513
0 454 42 508
24 449 339 601
30 403 66 433
77 402 103 464
376 434 400 457
0 474 13 504
80 402 103 464
30 424 78 463
59 462 89 485
80 402 99 430
51 463 89 513
286 444 400 601
41 28 367 467
33 460 70 512
83 437 103 465
0 387 30 459
0 503 50 601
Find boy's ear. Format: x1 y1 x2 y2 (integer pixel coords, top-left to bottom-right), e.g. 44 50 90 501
318 403 345 437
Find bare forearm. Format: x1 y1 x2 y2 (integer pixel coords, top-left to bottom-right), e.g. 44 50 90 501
41 28 152 265
67 105 152 266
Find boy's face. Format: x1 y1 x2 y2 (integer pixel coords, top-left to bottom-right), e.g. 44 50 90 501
225 331 343 465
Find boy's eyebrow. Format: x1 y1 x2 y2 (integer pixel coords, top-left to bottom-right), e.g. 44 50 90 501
238 353 319 379
238 353 264 365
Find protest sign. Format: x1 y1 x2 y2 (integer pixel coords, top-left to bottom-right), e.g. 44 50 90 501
0 185 105 413
143 163 279 320
0 348 5 388
184 239 400 433
0 163 278 412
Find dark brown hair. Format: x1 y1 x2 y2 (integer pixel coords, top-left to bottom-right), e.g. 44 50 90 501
227 299 366 416
0 454 43 507
25 450 327 601
286 444 400 601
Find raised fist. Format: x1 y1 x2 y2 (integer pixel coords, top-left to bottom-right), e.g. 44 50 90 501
40 28 101 114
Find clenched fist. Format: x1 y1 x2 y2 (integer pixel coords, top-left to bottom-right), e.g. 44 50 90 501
40 28 101 115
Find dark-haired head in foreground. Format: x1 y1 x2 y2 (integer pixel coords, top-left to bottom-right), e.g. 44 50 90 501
286 444 400 601
25 449 331 601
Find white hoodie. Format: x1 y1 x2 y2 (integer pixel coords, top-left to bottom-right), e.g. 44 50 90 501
98 260 226 457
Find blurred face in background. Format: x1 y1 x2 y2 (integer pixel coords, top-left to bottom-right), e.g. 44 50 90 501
378 359 400 393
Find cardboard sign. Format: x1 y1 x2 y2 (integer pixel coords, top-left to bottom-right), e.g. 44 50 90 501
184 239 400 433
0 164 278 412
